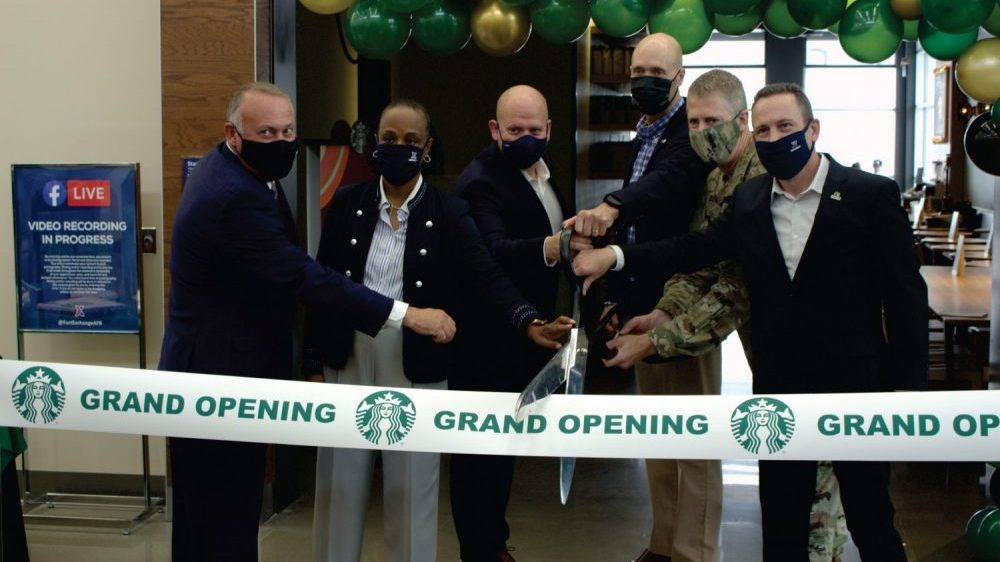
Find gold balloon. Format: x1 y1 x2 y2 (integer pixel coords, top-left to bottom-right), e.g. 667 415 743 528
471 0 532 57
300 0 355 15
889 0 921 20
956 38 1000 103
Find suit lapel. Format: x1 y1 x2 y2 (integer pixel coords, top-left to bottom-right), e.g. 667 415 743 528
274 182 297 244
500 157 561 232
752 182 794 287
792 159 847 284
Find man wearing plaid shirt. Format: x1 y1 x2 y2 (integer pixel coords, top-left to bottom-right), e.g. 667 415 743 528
564 33 713 562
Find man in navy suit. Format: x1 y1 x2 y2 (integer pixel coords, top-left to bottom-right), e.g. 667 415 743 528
159 82 454 562
449 85 585 562
573 83 927 561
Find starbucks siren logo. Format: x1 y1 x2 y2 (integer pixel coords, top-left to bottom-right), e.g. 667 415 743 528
730 397 795 454
11 366 67 424
355 391 416 446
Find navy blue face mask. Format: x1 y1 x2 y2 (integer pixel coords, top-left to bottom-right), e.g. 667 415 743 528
373 143 426 186
754 123 815 180
500 133 548 169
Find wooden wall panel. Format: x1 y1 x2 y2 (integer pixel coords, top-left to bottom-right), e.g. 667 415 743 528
160 0 256 307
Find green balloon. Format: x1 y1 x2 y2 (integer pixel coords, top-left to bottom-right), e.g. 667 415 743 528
992 98 1000 125
787 0 845 30
763 0 804 38
838 0 902 63
345 0 412 59
649 0 715 54
827 0 857 34
972 508 1000 559
919 18 978 60
382 0 430 12
704 0 760 16
715 4 763 35
985 1 1000 36
413 0 470 55
923 0 992 34
530 0 590 43
902 18 919 41
967 507 997 559
591 0 651 37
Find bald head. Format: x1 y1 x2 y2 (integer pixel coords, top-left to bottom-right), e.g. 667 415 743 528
496 85 549 123
630 33 685 119
632 33 683 76
490 84 551 150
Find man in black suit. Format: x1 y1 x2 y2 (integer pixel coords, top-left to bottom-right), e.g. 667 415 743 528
564 33 713 562
449 85 585 562
159 83 454 562
573 83 927 562
565 33 711 324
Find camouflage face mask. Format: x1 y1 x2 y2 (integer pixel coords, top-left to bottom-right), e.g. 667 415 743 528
689 114 743 164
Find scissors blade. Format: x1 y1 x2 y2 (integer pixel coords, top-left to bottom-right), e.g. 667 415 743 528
514 348 568 418
559 363 585 504
559 455 577 505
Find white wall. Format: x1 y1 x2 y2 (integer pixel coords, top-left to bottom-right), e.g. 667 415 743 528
0 0 166 475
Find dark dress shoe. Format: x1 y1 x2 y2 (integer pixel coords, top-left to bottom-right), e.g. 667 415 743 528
632 549 671 562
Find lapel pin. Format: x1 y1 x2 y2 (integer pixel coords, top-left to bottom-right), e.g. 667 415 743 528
830 191 842 201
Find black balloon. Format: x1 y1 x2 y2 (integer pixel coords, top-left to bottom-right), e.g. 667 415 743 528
965 112 1000 176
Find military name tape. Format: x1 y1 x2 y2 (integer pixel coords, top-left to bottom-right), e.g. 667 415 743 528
2 359 999 461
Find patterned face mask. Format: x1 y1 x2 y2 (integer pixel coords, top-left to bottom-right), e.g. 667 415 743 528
689 113 743 164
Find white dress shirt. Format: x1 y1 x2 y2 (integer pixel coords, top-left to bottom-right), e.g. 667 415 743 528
609 155 831 278
520 159 563 266
771 154 829 279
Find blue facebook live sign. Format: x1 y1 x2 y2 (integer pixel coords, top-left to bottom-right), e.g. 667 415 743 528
12 164 141 333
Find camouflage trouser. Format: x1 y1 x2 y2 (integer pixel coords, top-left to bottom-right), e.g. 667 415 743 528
808 461 848 562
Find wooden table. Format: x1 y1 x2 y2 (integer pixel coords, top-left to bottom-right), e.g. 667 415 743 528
920 266 991 386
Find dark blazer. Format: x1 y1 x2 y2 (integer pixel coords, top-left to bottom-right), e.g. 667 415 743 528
604 101 713 316
623 157 928 394
159 143 392 380
452 143 567 391
304 179 540 384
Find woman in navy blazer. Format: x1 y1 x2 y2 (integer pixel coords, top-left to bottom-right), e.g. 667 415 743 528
305 99 571 562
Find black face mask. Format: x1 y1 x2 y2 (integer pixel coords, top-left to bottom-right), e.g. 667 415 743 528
373 143 425 186
500 133 548 169
630 74 676 116
236 132 299 181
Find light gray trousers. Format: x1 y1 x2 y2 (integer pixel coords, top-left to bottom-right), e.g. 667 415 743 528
313 327 446 562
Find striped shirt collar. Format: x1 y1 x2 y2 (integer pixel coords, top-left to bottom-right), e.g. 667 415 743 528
378 175 426 216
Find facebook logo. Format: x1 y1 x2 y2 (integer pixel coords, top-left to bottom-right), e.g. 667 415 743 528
42 180 66 207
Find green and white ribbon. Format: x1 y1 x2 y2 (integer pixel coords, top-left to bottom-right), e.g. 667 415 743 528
2 359 998 461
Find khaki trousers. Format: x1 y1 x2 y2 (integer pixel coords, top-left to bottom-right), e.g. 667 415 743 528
636 348 722 562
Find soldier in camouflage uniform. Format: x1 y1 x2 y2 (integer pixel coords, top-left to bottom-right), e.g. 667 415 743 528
604 70 846 562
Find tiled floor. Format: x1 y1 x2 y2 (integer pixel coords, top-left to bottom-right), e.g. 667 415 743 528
22 337 991 561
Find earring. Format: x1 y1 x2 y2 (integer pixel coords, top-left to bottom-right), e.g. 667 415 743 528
423 154 432 163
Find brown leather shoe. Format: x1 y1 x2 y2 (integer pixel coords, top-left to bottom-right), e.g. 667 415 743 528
632 549 671 562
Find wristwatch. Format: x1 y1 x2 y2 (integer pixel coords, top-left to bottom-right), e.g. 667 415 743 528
603 193 624 209
530 318 547 327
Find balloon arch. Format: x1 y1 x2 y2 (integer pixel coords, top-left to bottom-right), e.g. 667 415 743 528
303 0 1000 153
